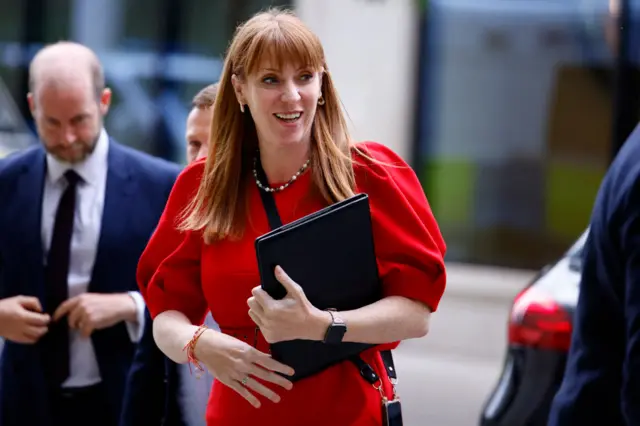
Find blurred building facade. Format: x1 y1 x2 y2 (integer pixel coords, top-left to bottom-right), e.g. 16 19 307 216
1 0 640 270
0 0 292 163
417 0 640 269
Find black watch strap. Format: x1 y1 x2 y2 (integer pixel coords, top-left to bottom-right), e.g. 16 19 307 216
324 309 347 344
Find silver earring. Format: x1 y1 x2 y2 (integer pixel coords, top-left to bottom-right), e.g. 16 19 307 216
318 96 325 106
240 104 245 113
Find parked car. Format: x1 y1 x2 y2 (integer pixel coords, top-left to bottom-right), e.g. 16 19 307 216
479 229 589 426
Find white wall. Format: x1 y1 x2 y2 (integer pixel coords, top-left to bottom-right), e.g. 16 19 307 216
294 0 420 161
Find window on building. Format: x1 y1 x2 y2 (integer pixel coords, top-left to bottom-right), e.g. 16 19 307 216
415 0 640 268
0 0 292 162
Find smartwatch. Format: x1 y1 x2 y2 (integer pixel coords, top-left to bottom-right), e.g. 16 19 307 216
323 309 347 344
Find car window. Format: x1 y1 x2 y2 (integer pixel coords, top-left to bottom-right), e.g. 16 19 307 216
567 229 589 272
568 246 584 272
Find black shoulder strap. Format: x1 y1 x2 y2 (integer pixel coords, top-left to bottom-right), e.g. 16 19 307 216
255 162 283 229
349 351 397 385
254 159 396 384
381 348 397 381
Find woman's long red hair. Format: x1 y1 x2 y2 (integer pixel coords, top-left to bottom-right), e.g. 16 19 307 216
180 8 361 243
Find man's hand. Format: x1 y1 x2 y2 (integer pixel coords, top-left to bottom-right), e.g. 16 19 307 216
0 296 50 344
53 293 137 338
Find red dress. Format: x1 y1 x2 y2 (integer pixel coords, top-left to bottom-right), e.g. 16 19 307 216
138 141 447 426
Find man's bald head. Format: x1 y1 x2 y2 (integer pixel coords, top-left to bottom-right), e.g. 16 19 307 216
29 41 105 101
27 41 112 164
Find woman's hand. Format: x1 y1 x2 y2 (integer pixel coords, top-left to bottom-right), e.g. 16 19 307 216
194 330 294 408
247 265 330 343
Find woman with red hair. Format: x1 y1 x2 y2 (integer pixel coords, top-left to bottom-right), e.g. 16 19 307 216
138 8 447 426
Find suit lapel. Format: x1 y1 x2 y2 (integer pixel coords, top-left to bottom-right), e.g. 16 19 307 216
11 149 46 299
90 141 135 292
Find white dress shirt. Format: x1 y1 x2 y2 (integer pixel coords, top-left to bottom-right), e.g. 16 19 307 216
41 129 145 388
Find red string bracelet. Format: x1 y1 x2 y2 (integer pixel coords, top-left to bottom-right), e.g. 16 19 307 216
183 324 209 378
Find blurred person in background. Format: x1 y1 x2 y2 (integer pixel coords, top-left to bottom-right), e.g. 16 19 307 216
186 84 218 163
547 125 640 426
120 83 219 426
0 41 180 426
138 8 446 426
548 3 640 424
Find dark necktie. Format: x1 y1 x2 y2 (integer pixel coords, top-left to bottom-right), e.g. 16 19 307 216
43 169 81 388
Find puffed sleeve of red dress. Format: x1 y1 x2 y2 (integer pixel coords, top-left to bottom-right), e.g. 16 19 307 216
354 141 447 314
136 159 209 324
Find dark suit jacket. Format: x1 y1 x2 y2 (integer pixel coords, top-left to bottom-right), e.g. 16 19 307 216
548 124 640 425
0 140 181 426
120 309 185 426
120 159 205 426
120 311 186 426
121 159 207 426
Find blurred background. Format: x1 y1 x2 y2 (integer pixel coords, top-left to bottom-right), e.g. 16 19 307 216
1 0 639 424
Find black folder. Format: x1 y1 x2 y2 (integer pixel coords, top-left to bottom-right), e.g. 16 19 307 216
254 193 382 381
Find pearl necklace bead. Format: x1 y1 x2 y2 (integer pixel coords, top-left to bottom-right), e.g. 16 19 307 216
253 156 310 193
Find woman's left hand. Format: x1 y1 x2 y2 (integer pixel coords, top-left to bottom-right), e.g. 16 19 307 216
247 266 329 343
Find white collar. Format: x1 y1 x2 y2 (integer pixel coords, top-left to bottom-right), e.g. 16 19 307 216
46 128 109 186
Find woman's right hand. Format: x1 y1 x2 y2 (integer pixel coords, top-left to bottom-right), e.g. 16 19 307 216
194 330 295 408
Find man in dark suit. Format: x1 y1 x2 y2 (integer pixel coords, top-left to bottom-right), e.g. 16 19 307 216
547 123 640 425
0 41 181 426
120 83 218 426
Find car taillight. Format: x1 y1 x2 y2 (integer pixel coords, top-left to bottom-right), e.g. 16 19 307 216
507 286 572 352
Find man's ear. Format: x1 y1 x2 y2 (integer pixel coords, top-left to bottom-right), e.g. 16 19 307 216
99 87 112 115
27 93 36 117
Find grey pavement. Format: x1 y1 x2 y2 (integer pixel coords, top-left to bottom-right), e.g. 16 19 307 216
393 263 535 426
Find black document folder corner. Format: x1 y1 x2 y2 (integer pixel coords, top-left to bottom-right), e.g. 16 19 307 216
254 193 383 381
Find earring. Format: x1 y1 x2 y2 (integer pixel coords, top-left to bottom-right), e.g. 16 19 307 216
240 104 245 113
318 96 325 106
